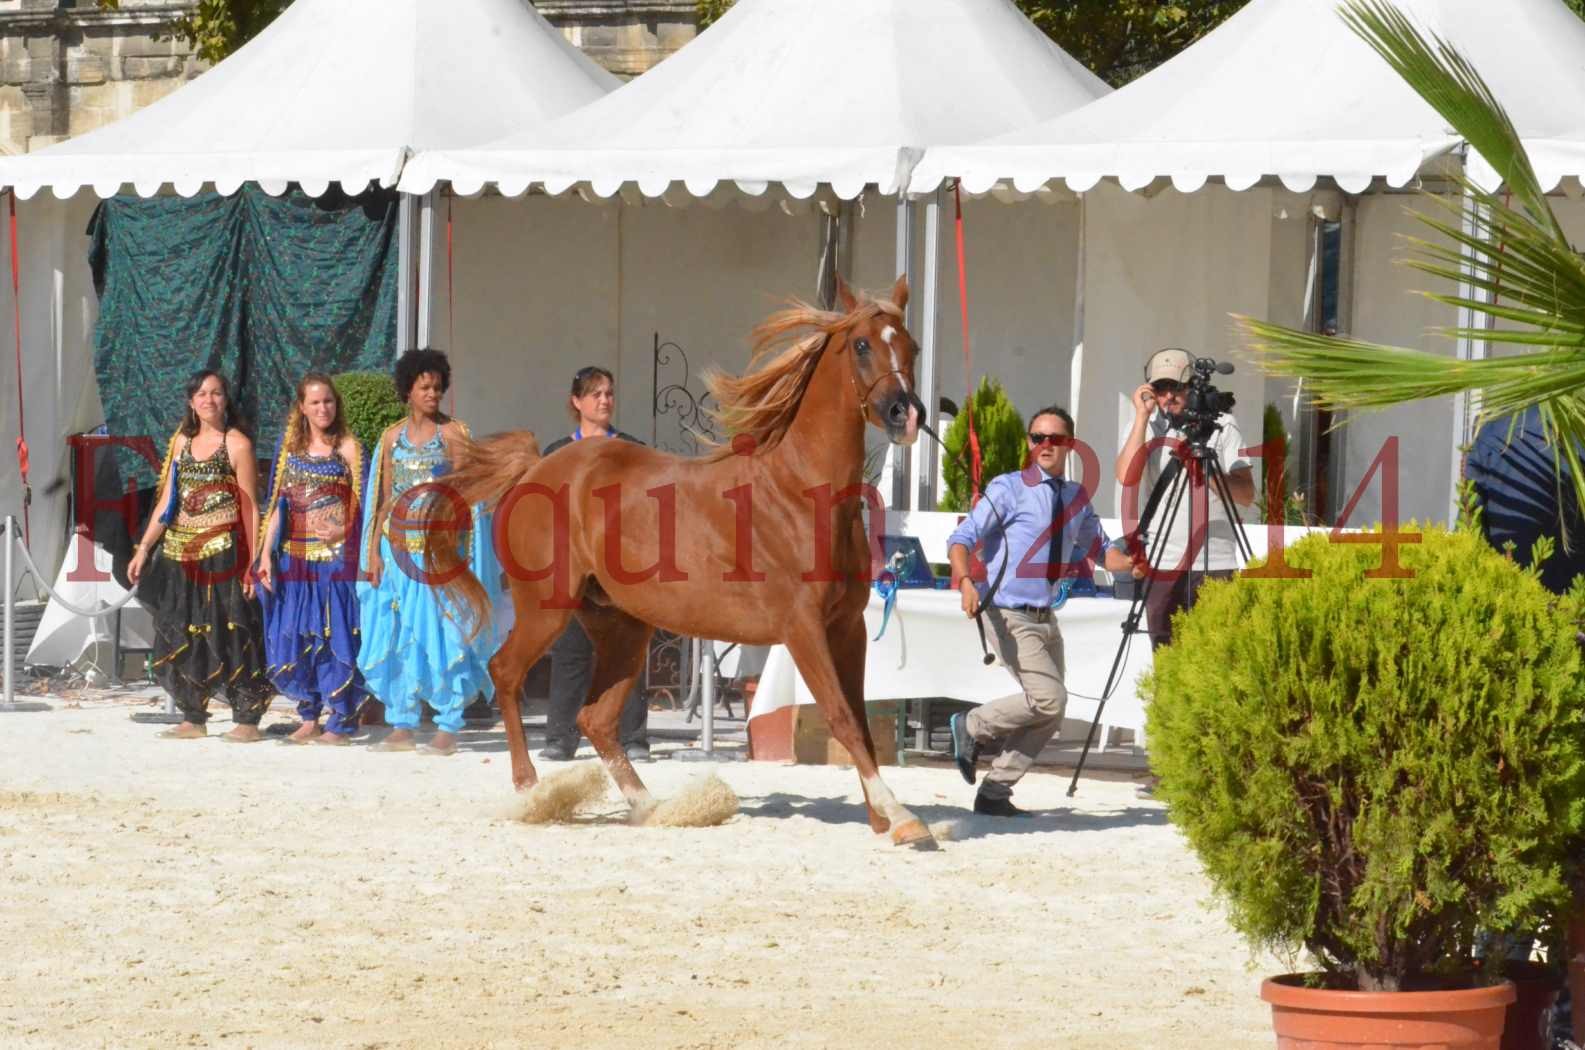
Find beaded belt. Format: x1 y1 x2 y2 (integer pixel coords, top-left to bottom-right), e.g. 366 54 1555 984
162 521 235 562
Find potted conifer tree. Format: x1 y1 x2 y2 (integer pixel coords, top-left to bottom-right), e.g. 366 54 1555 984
1143 526 1585 1047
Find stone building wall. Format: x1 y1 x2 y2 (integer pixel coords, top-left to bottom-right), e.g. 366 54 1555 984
0 0 698 156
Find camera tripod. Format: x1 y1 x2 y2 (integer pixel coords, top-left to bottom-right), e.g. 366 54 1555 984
1066 421 1256 796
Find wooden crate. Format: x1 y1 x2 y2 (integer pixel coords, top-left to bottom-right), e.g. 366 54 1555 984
791 701 899 767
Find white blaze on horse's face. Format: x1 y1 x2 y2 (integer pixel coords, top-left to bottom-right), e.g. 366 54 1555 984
849 313 920 447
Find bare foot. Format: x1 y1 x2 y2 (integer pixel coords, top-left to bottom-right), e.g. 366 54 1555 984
222 725 265 744
314 731 352 747
157 721 206 740
371 729 417 753
287 722 322 744
418 731 458 756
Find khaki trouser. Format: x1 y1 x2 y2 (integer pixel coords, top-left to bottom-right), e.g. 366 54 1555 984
966 606 1067 800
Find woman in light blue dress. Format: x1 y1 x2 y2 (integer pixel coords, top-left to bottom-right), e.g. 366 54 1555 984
356 349 500 755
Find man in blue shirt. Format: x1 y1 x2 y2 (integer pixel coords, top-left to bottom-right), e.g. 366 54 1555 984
1463 406 1585 595
945 406 1109 817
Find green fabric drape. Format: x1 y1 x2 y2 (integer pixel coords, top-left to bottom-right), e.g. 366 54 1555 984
89 185 399 484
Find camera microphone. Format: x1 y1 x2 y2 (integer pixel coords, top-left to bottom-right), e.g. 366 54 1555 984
1197 358 1235 376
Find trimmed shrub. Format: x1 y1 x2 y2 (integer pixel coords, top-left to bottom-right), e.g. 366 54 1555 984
939 377 1025 513
333 370 405 453
1144 525 1585 991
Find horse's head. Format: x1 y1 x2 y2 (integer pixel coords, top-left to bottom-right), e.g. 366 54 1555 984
834 274 922 446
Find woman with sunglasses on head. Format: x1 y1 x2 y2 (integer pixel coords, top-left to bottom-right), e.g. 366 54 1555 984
256 373 369 746
128 370 273 741
537 365 653 764
357 349 501 756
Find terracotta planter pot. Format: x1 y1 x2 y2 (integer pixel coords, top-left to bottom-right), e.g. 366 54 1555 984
1569 912 1585 1045
1261 974 1515 1049
1496 961 1559 1050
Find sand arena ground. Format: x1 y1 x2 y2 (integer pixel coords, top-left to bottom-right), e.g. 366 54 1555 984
0 700 1282 1049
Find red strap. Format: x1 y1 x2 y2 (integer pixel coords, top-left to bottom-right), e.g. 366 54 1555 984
9 191 28 546
953 182 982 503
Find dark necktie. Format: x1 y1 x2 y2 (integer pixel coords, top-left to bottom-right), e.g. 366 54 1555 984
1047 477 1065 582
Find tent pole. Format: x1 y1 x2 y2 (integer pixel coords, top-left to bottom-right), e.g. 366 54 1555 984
416 190 437 349
892 194 915 510
396 193 417 358
1448 168 1491 526
915 188 941 511
1070 191 1087 442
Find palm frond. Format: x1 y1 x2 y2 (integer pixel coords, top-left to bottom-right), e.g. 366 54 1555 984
1245 1 1585 516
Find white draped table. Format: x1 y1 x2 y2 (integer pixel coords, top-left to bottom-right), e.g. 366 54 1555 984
745 588 1154 750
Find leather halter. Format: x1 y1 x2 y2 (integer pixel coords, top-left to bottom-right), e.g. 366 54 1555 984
842 326 910 426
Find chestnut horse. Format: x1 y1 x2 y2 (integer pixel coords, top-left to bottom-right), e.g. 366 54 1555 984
426 275 934 848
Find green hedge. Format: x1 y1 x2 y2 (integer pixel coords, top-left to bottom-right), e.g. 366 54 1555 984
939 377 1026 513
1144 526 1585 991
333 370 405 454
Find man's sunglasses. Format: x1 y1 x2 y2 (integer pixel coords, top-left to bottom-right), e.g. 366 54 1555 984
1028 432 1068 447
1151 380 1184 395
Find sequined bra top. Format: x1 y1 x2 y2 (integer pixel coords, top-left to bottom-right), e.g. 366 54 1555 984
275 449 361 562
162 436 241 562
384 424 461 554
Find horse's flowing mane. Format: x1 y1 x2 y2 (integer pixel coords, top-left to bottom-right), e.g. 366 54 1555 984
703 294 902 460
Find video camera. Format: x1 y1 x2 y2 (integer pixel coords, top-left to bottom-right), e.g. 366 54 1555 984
1169 356 1237 447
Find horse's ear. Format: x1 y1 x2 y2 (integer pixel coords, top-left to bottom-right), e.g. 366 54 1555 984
890 273 909 312
835 273 859 313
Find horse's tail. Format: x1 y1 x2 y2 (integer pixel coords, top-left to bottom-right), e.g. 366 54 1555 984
420 430 543 639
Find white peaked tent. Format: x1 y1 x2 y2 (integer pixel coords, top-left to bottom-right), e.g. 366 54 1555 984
0 0 618 200
0 0 619 596
417 0 1109 514
908 0 1585 529
401 0 1108 199
911 0 1585 195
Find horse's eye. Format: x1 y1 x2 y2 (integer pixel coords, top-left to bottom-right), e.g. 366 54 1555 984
854 338 871 355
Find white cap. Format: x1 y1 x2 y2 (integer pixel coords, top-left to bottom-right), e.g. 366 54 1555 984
1144 348 1192 384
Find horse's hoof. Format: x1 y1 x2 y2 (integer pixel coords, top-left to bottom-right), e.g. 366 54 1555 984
513 776 537 793
890 819 939 850
627 800 659 826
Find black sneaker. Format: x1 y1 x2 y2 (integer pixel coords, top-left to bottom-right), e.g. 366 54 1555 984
625 742 654 764
540 741 577 762
973 794 1033 818
949 712 980 785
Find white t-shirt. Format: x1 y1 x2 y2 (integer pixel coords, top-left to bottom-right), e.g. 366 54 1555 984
1134 411 1252 573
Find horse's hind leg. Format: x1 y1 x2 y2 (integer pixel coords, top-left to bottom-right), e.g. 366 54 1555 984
576 608 657 819
492 585 575 792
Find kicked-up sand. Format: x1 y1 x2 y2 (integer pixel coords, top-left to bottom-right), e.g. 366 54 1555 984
0 701 1283 1049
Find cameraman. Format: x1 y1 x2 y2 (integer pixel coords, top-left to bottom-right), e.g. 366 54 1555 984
1108 348 1255 650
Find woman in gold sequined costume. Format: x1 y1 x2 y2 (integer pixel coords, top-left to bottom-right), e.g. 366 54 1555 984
257 373 368 746
128 370 273 741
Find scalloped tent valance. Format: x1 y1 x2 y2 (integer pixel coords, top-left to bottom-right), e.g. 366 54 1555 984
0 0 617 201
908 0 1585 196
396 0 1110 200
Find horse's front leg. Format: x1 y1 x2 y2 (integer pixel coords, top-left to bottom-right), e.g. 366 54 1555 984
785 614 937 850
826 611 890 835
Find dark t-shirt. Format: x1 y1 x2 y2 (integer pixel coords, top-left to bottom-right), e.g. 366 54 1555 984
542 429 645 458
1464 406 1585 594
